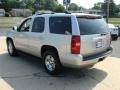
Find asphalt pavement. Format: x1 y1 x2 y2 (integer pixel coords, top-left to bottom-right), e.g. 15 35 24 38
0 28 120 90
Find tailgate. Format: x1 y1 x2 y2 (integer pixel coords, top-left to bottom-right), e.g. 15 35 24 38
81 34 110 56
77 16 111 56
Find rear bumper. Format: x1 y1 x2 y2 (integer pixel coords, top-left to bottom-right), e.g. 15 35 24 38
60 47 113 68
83 47 113 61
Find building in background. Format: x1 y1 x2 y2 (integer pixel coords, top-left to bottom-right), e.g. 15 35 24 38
70 9 106 17
10 9 32 17
87 9 106 17
0 9 5 17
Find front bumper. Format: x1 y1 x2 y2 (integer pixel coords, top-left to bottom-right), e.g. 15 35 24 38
60 47 113 68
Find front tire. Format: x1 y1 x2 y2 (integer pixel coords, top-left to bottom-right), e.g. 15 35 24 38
43 51 62 75
7 40 17 56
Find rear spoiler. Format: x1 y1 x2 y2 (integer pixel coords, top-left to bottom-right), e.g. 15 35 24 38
77 15 102 19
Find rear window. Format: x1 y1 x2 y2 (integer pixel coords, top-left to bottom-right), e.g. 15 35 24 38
49 17 72 35
77 18 108 35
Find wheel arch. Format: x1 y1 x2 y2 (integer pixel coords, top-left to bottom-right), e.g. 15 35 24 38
41 45 59 58
6 37 13 43
6 37 16 48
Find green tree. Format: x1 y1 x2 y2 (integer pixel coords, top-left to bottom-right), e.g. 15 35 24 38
44 0 58 11
8 0 20 8
0 0 20 12
109 0 119 16
0 0 8 11
92 2 103 10
0 0 65 13
68 3 79 11
102 0 119 17
33 0 58 11
26 0 34 11
23 0 59 12
117 4 120 12
54 4 65 12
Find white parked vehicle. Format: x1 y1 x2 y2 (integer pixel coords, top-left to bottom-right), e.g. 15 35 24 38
108 24 119 40
6 12 112 75
116 25 120 36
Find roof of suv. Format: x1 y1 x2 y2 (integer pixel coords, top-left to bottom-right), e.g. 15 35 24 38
32 13 102 18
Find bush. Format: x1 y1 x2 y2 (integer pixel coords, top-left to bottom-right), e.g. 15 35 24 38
54 4 65 13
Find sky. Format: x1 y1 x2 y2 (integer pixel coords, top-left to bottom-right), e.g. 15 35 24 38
58 0 120 9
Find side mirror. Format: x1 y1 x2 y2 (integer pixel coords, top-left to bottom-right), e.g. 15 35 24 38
12 26 18 31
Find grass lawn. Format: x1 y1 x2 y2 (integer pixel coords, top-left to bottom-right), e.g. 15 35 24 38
109 18 120 25
0 17 24 28
0 17 120 28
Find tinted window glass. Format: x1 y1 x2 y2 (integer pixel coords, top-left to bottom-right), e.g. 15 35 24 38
49 17 72 35
77 18 108 35
32 17 45 32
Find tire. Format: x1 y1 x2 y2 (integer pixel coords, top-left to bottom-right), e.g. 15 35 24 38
114 36 118 41
112 35 118 41
43 50 62 75
7 40 17 56
116 36 118 40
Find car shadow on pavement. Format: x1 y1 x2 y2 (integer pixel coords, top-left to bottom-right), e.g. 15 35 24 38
0 52 108 90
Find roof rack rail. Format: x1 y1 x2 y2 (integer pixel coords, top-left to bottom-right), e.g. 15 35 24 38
35 11 54 15
64 11 71 14
35 10 72 15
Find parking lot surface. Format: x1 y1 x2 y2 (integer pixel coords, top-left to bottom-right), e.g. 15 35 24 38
0 28 120 90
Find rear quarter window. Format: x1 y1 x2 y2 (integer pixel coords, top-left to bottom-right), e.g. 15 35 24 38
49 17 72 35
77 18 108 35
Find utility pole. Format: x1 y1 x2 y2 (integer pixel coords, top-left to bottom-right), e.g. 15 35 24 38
106 0 110 23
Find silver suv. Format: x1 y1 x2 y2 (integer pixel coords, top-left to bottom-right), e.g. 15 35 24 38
6 13 112 75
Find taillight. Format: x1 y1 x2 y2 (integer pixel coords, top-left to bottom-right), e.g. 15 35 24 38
71 35 81 54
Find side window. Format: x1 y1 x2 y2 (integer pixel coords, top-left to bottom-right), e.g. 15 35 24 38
18 18 32 32
32 17 45 32
49 17 72 35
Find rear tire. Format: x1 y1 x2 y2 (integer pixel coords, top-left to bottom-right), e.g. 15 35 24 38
112 35 118 41
7 40 17 56
43 50 62 75
115 36 118 40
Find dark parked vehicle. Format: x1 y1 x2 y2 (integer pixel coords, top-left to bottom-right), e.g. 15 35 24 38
116 25 120 36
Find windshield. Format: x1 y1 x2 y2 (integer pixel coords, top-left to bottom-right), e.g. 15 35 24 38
77 18 108 35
